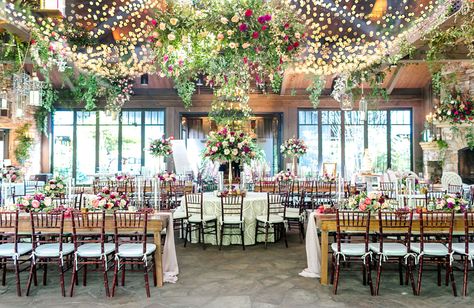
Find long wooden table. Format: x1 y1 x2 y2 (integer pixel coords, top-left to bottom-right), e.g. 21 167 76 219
315 213 465 285
14 213 168 287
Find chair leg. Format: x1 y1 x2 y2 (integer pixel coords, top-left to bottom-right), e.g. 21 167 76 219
463 257 469 296
121 261 126 286
43 263 47 286
144 259 151 298
282 223 288 248
59 262 66 297
214 222 218 247
184 223 189 247
2 258 6 286
408 257 417 295
333 262 340 294
255 222 259 244
362 262 367 286
103 259 110 297
15 260 21 296
69 263 77 297
448 262 457 296
264 224 269 249
375 261 382 296
437 260 442 286
219 224 224 251
241 224 245 251
367 257 374 296
398 258 403 286
330 255 335 285
416 257 424 296
26 262 36 296
83 264 87 286
200 224 206 250
112 259 118 297
300 221 305 242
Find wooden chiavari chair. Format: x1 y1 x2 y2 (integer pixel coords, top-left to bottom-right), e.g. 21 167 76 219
448 184 463 195
219 195 245 250
255 192 288 249
379 182 397 199
410 211 456 296
111 211 156 298
330 210 372 295
255 178 276 193
183 193 218 250
284 190 306 242
26 211 74 297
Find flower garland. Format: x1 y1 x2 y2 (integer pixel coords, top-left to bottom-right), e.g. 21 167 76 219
148 136 174 158
203 127 257 164
432 94 474 124
209 99 253 125
16 193 53 212
280 138 307 158
1 166 22 183
88 187 129 211
435 193 468 213
43 176 66 197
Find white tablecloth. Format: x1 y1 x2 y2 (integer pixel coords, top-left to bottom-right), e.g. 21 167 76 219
299 212 321 278
178 192 270 245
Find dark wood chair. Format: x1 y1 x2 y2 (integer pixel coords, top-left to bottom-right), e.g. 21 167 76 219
284 190 306 242
450 210 474 296
255 192 288 249
379 182 396 199
111 211 156 298
330 210 372 295
448 184 463 195
26 211 74 296
0 211 32 296
369 210 417 295
69 211 114 297
255 179 276 193
411 211 456 296
219 195 245 250
183 193 218 250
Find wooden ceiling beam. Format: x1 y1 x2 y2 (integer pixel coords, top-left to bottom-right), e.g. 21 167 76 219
386 65 403 95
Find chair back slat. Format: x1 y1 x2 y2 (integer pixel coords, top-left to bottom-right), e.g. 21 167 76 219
266 192 287 221
256 179 276 193
113 211 148 253
377 210 413 253
30 212 65 248
419 211 454 249
448 184 463 194
0 211 19 245
71 211 106 246
185 192 203 220
335 210 370 252
221 195 244 222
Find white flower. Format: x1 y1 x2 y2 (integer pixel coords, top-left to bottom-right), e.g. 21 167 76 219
232 149 238 156
159 22 166 30
295 32 301 39
170 18 178 26
222 141 228 147
212 146 218 152
237 143 243 149
229 137 235 142
224 149 230 155
44 197 52 206
168 33 176 41
242 42 250 49
227 30 233 36
229 42 236 49
220 17 228 24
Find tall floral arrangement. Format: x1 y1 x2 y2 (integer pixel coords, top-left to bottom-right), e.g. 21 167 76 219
43 176 66 197
432 94 474 124
280 138 307 157
156 171 177 182
203 127 257 164
275 170 295 182
148 136 174 158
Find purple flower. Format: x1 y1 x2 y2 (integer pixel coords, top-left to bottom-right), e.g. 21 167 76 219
239 23 248 32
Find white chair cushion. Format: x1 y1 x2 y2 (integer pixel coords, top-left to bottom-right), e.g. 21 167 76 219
222 216 243 224
0 243 32 257
451 243 474 255
188 215 216 223
161 228 167 235
116 243 156 258
411 243 449 256
173 211 187 220
369 243 408 257
77 243 115 258
331 243 366 256
256 215 284 224
285 210 302 219
35 243 75 258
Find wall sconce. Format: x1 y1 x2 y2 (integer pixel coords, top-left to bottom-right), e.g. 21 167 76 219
140 73 149 85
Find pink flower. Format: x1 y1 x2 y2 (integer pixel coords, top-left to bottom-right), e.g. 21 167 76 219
151 19 157 26
32 200 40 209
257 16 266 24
261 25 268 31
284 23 290 29
264 15 272 21
245 9 253 17
252 31 259 39
239 23 248 32
287 45 294 51
163 55 169 63
359 203 367 211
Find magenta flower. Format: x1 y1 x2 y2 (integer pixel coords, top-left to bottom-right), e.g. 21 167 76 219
239 23 248 32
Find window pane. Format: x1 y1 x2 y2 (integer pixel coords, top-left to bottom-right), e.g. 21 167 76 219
368 111 387 172
390 110 412 171
344 111 364 178
321 111 341 174
76 125 96 184
54 111 73 125
98 112 119 173
144 125 165 171
298 111 318 175
53 125 73 178
122 111 142 173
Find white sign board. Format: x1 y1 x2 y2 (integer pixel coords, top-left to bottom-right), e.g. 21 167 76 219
171 140 192 175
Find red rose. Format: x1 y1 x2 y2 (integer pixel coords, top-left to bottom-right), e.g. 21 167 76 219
151 19 157 26
293 41 300 48
239 23 248 32
262 25 268 31
252 31 259 39
287 45 294 51
284 23 290 29
245 9 253 17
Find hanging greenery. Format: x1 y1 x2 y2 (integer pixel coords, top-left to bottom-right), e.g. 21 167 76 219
72 74 101 111
306 75 325 109
14 123 35 164
35 82 58 135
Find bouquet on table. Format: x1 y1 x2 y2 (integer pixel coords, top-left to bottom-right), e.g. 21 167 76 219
321 172 336 183
88 187 129 212
156 171 177 182
43 176 66 197
217 186 246 198
275 170 296 182
16 193 53 212
1 166 22 183
398 172 420 192
280 138 307 157
148 136 174 158
115 173 132 181
347 191 389 212
435 193 468 213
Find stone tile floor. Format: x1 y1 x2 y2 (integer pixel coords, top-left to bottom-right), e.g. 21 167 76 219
0 232 473 307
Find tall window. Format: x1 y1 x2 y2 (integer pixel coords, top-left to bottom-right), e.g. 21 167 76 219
52 109 165 184
298 109 413 177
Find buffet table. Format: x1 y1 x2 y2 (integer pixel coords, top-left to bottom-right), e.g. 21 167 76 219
178 192 270 245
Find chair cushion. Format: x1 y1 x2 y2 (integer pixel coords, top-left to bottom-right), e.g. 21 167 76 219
369 243 408 257
0 243 32 257
222 216 243 224
173 211 187 220
35 243 75 258
188 215 216 223
77 243 115 258
116 243 156 258
451 243 474 255
285 210 302 219
331 243 367 256
411 243 449 256
256 215 284 224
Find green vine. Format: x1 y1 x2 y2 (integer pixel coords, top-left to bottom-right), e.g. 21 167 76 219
467 126 474 150
271 73 283 94
14 123 34 164
72 74 100 110
436 139 448 150
306 75 325 109
175 78 196 109
35 82 58 135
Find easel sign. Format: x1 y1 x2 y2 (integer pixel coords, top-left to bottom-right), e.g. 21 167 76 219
322 162 337 178
171 140 192 175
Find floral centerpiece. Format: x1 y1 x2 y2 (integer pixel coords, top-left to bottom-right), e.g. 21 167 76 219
16 193 53 212
432 94 474 124
149 135 174 172
156 171 177 182
1 166 22 183
115 173 132 181
434 193 468 213
217 186 246 197
203 127 257 187
321 172 336 183
275 170 296 182
43 176 66 197
399 173 420 192
280 138 307 176
346 191 389 212
88 187 129 212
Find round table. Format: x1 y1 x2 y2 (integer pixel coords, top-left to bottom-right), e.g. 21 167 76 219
179 192 270 246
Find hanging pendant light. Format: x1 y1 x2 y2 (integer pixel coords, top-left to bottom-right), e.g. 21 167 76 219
340 92 353 111
0 89 8 110
359 79 368 121
28 72 44 107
